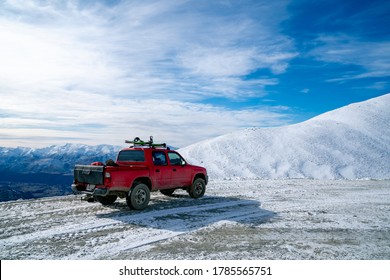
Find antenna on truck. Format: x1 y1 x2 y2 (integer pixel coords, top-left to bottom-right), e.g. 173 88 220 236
125 136 167 148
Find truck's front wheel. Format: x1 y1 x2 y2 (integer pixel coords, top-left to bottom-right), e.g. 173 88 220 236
127 183 150 210
188 178 206 199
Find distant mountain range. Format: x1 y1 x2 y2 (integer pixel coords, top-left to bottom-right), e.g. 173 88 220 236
180 93 390 180
0 144 120 201
0 143 120 175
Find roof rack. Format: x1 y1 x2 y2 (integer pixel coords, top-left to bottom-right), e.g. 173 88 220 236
125 136 167 148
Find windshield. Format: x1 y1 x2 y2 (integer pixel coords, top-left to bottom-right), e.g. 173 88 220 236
168 152 186 166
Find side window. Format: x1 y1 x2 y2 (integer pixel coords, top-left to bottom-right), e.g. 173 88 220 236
168 152 185 166
152 151 167 166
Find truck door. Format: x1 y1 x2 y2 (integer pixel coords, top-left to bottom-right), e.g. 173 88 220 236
152 151 172 188
168 151 192 187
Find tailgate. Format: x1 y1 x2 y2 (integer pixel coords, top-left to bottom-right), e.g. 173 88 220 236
74 165 104 185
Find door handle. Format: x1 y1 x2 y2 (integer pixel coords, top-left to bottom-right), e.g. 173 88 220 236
173 168 177 172
156 169 160 172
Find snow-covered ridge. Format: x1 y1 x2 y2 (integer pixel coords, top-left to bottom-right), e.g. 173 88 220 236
1 94 389 179
179 94 390 180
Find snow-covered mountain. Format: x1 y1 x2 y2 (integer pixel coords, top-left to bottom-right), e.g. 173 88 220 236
0 143 120 174
179 94 390 180
1 94 389 180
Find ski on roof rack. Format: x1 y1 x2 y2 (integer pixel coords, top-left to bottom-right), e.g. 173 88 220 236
125 136 167 148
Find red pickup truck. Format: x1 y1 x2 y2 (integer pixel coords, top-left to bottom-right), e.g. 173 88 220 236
72 137 208 210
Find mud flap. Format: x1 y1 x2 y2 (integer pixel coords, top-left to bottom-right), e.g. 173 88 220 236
81 195 96 203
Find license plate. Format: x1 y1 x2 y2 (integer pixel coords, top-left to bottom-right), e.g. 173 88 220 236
86 184 96 191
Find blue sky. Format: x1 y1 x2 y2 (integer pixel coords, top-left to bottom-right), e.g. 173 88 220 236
0 0 389 148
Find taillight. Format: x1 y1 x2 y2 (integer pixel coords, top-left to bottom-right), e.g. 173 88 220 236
104 172 111 185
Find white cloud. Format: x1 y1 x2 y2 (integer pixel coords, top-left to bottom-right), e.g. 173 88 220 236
310 35 390 81
0 89 293 148
179 48 257 77
0 0 296 147
0 19 118 93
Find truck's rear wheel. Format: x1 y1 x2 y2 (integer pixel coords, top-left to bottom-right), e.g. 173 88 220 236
96 195 117 205
127 183 150 210
188 178 206 199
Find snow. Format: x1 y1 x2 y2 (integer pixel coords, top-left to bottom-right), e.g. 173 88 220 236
0 95 389 260
1 94 388 180
0 179 389 260
179 94 390 180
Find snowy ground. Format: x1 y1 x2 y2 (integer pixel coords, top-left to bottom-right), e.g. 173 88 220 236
0 179 389 260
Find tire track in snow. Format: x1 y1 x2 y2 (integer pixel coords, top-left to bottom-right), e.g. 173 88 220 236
1 198 258 244
2 179 388 260
62 200 272 259
0 196 268 259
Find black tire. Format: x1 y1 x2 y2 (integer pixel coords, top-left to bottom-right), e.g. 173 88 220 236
126 183 150 210
188 178 206 199
160 189 175 196
96 195 117 205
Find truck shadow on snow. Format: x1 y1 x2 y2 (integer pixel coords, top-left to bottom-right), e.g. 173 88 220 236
95 194 277 232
